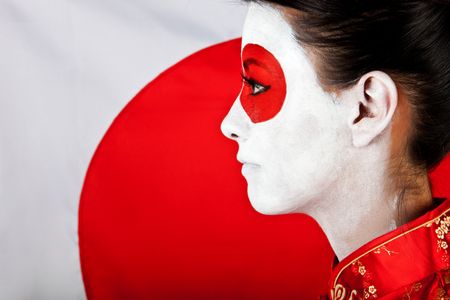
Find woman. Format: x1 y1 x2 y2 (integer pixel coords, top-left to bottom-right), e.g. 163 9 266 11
221 0 450 299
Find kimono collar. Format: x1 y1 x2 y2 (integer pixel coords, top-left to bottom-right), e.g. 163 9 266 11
327 198 450 299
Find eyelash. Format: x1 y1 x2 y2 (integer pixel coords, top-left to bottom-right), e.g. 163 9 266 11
241 73 270 96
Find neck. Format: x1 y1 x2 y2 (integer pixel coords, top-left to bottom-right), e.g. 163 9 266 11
306 154 433 261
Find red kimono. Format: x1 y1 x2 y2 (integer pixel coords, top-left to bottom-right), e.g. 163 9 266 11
322 198 450 299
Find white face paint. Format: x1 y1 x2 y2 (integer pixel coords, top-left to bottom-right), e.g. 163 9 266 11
221 3 351 215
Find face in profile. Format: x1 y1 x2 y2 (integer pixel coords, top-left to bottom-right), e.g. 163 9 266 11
221 3 351 215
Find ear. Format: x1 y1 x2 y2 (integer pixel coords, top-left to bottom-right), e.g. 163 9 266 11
347 71 398 147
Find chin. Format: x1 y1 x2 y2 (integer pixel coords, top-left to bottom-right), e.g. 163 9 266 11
247 189 293 215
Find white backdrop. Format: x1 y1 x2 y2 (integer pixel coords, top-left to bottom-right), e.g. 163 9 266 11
0 1 246 299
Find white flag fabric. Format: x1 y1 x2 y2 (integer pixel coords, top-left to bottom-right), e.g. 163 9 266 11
0 1 246 299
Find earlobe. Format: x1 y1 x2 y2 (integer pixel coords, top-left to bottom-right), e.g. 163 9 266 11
349 71 398 148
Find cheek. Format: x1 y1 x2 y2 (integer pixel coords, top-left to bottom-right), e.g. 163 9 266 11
240 44 287 123
288 114 321 149
266 108 337 169
268 117 321 170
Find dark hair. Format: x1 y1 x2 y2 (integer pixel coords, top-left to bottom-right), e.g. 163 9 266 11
244 0 450 170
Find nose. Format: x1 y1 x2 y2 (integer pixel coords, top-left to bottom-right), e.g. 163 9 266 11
220 97 250 142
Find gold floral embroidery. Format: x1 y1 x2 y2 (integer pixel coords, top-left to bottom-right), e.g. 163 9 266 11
363 285 378 299
443 268 450 284
347 261 378 299
434 287 450 300
363 286 378 298
435 214 450 251
351 260 366 277
433 215 450 236
349 290 358 300
331 284 346 300
432 213 450 268
402 282 423 300
443 216 450 226
437 227 446 239
330 285 359 300
332 208 450 298
373 245 399 256
368 285 377 294
359 265 366 276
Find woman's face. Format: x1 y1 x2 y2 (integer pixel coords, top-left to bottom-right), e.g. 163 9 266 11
221 3 351 215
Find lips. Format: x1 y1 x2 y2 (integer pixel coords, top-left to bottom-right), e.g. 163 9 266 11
241 162 260 177
237 152 260 166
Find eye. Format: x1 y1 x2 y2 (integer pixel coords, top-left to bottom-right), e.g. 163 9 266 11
240 44 286 123
241 73 270 96
252 82 267 95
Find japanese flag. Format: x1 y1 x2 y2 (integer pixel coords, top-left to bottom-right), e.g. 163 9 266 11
2 1 449 300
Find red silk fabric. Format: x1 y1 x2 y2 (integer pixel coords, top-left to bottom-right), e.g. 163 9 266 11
325 197 450 299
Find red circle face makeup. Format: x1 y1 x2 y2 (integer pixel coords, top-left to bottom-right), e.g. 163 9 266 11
240 44 287 123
